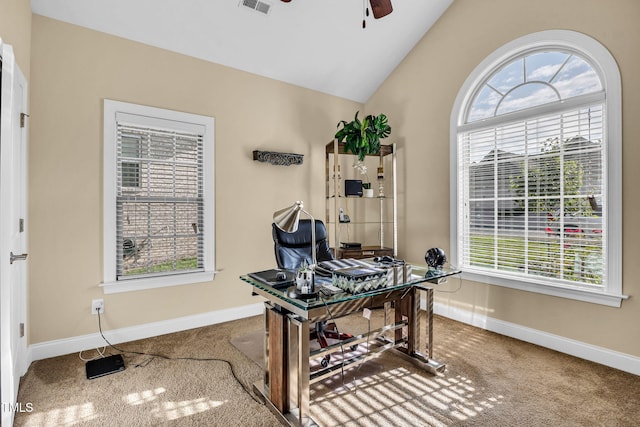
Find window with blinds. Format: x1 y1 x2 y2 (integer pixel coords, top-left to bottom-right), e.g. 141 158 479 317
103 100 215 293
116 121 204 279
452 32 623 306
460 105 604 287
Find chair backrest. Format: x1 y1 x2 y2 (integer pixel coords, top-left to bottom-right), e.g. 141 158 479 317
272 219 333 270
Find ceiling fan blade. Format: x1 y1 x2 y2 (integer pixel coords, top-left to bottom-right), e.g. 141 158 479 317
369 0 393 19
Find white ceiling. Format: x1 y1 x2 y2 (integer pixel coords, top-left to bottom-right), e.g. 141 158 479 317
30 0 453 103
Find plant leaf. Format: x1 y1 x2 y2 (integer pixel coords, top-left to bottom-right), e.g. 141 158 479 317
335 111 391 161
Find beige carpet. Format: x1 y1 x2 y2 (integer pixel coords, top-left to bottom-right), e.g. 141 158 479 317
15 312 640 426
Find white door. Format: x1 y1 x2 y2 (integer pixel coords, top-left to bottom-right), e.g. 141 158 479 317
0 40 29 426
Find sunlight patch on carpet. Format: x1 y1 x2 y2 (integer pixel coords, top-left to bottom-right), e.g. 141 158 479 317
311 367 505 426
123 387 166 405
154 398 225 421
22 403 97 427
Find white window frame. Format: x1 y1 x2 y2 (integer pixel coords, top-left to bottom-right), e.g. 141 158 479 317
450 30 625 307
102 100 215 294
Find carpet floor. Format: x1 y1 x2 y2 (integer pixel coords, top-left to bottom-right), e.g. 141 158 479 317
14 312 640 426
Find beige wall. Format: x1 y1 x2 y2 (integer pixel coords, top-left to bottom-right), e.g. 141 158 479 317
28 15 360 344
16 0 640 360
0 0 31 78
366 0 640 357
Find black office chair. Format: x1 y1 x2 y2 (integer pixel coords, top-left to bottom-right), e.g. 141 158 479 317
272 219 355 366
272 219 334 272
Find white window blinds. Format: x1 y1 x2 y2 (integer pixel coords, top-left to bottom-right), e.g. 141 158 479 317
459 105 605 288
451 31 623 306
115 115 205 280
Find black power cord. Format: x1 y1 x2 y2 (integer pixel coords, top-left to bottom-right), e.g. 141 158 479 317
317 291 348 383
317 290 374 393
96 311 262 404
433 263 463 294
351 311 372 396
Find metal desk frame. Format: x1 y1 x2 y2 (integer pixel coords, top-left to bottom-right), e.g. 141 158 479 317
240 266 458 427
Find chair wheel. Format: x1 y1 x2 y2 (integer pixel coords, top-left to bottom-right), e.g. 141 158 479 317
350 344 359 352
321 356 330 368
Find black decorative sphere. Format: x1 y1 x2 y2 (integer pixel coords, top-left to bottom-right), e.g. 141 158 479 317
425 248 447 269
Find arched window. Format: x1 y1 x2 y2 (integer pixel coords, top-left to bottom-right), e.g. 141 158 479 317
450 30 624 306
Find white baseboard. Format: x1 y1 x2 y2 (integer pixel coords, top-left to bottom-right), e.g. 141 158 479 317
26 300 640 378
27 303 264 364
433 301 640 376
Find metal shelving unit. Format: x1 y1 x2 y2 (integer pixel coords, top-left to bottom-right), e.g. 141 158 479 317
325 140 397 258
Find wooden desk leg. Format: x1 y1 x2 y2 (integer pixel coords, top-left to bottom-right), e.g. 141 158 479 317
266 306 288 413
408 288 419 355
396 289 415 352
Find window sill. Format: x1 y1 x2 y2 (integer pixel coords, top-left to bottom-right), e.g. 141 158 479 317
101 271 215 294
461 270 628 308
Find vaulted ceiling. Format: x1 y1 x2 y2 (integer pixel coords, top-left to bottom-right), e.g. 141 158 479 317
30 0 453 103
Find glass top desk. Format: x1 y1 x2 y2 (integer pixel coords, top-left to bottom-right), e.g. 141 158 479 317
240 265 460 427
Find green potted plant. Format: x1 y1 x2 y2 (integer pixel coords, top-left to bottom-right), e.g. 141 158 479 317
335 111 391 161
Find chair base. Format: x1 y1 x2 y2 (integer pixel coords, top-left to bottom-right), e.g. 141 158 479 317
311 322 356 367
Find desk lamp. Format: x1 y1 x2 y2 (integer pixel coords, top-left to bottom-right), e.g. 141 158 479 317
273 201 316 295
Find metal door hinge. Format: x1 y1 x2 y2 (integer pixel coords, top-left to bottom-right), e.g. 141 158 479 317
10 252 28 264
19 218 24 233
20 112 29 128
20 323 25 338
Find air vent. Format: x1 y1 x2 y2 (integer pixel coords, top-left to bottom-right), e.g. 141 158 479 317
240 0 271 15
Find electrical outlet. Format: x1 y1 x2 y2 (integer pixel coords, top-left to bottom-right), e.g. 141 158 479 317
91 299 104 315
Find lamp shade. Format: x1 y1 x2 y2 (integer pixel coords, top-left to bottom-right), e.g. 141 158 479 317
273 200 317 273
273 201 304 233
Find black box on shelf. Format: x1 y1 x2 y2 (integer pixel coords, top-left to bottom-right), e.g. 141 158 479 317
345 179 363 197
340 242 362 249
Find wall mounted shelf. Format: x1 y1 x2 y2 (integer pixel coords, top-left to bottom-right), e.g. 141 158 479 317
253 150 303 166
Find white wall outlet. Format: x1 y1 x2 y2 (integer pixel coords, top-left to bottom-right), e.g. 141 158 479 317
91 299 104 315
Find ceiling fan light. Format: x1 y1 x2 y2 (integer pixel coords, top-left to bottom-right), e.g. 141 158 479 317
241 0 272 15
